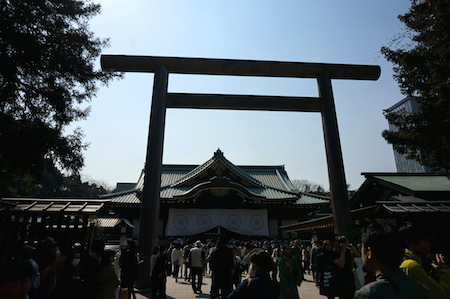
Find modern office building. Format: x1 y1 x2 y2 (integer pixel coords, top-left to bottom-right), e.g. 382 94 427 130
385 96 432 173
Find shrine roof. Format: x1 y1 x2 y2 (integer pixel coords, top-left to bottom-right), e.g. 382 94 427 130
96 216 135 228
0 198 108 214
296 193 330 205
369 174 450 192
105 149 305 204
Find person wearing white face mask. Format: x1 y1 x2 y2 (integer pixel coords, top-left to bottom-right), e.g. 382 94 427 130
72 253 81 267
71 243 83 267
52 246 82 299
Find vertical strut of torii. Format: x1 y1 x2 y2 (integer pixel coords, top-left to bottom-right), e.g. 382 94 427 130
101 55 380 288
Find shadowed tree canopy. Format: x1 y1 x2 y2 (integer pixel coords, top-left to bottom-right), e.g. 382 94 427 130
381 0 450 174
0 0 121 196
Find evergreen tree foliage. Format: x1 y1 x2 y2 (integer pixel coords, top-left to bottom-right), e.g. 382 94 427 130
0 0 121 196
381 0 450 173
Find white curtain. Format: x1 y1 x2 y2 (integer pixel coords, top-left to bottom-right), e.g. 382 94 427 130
166 208 269 236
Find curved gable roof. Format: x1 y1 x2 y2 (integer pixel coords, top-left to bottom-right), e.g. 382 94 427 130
171 178 266 200
166 149 264 188
105 149 301 203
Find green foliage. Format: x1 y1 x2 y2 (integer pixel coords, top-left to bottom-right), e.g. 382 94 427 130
381 0 450 173
0 0 122 195
0 162 110 197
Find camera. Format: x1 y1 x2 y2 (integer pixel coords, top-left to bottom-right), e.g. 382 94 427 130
338 237 347 244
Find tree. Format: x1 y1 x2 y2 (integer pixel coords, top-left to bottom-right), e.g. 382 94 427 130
0 0 121 196
0 167 111 197
291 179 329 195
291 179 312 193
381 0 450 173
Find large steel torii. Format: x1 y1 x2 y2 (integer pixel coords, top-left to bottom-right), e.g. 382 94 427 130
101 55 380 287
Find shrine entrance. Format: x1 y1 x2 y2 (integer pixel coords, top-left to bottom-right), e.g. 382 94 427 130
101 55 380 287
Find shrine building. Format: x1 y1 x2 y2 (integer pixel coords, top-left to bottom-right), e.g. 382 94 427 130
103 149 330 240
0 149 330 261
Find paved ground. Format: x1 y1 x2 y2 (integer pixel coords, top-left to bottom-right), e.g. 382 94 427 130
135 273 323 299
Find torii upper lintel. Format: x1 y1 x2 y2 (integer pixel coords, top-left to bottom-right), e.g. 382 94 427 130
101 55 380 80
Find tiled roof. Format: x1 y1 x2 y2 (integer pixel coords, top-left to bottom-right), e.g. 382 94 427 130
163 159 300 200
377 201 450 213
95 216 135 228
160 187 190 199
96 217 122 228
372 174 450 192
260 199 450 233
280 205 376 233
160 165 198 187
242 166 296 191
246 188 296 199
0 198 108 214
351 173 450 209
105 150 308 203
296 193 330 205
167 150 264 188
108 191 141 205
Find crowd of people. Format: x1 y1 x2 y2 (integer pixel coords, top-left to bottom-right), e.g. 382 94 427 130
148 237 305 299
0 237 139 299
157 221 450 299
1 220 450 299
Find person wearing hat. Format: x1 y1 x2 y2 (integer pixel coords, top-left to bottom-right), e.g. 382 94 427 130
188 240 206 294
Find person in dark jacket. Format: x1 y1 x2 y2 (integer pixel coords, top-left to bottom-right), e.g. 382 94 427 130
210 238 234 299
310 240 322 285
329 235 360 299
227 251 279 299
120 239 139 299
278 245 302 299
150 245 168 299
53 246 82 299
98 250 120 299
317 239 336 299
0 259 34 299
79 241 103 299
355 220 422 299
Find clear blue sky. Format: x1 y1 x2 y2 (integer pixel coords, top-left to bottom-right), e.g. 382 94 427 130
76 0 411 190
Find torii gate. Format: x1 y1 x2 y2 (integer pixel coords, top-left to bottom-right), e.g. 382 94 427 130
101 55 380 287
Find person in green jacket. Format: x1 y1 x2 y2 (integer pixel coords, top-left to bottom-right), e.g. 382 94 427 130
399 222 450 299
278 245 303 299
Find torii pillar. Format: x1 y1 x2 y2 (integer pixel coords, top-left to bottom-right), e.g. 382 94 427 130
101 55 380 288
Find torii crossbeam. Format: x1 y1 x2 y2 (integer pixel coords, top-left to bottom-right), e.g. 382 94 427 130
101 55 380 288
